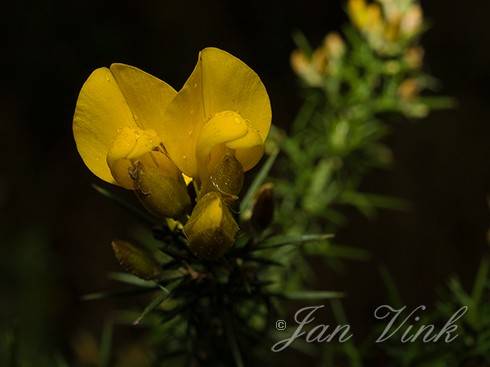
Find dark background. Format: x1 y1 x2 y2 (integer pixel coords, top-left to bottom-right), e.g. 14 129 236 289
1 0 489 360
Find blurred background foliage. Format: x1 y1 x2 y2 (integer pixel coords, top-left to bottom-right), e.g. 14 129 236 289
1 0 489 366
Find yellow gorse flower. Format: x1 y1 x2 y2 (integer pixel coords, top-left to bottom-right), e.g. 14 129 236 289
290 32 346 87
74 47 271 188
73 47 271 258
347 0 423 55
159 49 271 181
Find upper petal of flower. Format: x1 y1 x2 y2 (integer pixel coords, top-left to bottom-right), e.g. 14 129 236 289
73 67 137 184
109 64 177 136
160 47 272 178
73 65 177 185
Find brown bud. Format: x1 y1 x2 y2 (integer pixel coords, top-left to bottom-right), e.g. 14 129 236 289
250 183 275 232
111 240 162 280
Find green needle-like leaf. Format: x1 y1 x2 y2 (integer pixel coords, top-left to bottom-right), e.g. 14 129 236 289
92 184 155 225
278 290 344 300
469 258 489 326
109 272 158 288
100 321 113 367
254 233 334 251
224 311 245 367
133 288 172 325
240 148 279 215
82 287 157 301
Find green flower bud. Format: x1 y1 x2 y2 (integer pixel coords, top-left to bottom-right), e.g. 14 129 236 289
111 240 162 280
184 192 239 260
131 151 191 219
201 153 244 201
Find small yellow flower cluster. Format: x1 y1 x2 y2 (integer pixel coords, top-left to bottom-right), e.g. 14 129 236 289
396 77 429 117
348 0 423 55
290 33 346 87
73 48 271 259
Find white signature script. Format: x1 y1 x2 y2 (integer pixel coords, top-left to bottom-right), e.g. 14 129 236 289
271 304 468 352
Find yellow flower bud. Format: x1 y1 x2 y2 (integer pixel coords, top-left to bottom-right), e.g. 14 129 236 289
348 0 367 29
290 49 323 87
398 78 420 101
323 32 346 60
365 3 383 30
384 19 401 42
111 240 162 280
290 49 309 76
131 150 191 219
379 0 408 25
184 192 239 260
404 47 424 69
311 48 328 74
400 4 423 37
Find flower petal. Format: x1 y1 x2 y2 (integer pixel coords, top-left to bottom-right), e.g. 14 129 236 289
159 59 206 177
161 47 272 177
196 111 249 175
234 145 264 172
225 125 262 150
198 48 271 141
106 127 162 189
73 67 137 184
226 126 265 171
110 63 177 134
